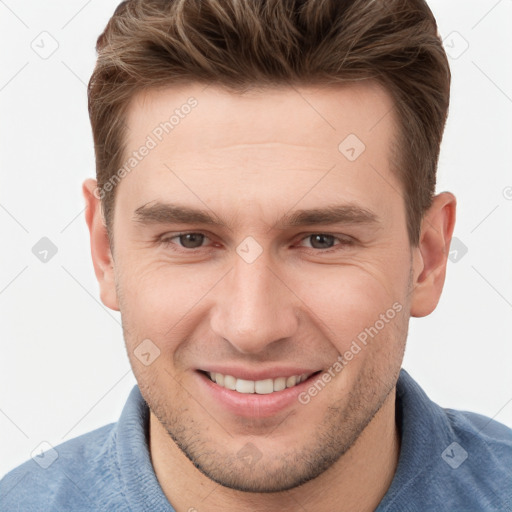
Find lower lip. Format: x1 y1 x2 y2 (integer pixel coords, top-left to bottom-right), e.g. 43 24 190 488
197 371 321 418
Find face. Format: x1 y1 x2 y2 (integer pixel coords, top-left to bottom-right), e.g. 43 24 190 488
91 81 424 492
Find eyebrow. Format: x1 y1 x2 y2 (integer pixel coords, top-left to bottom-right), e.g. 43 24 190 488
133 201 380 231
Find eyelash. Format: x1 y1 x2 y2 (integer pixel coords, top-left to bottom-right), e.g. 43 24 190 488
158 231 355 254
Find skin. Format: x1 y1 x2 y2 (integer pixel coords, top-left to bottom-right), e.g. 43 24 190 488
83 81 456 512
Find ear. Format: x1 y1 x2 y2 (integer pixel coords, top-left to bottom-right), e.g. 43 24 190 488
410 192 456 317
82 178 120 311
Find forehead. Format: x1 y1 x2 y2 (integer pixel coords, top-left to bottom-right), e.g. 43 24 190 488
125 80 395 151
117 81 400 224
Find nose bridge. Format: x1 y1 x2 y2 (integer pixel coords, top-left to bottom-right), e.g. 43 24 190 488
210 243 298 354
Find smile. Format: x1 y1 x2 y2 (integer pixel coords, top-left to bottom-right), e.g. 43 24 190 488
204 371 321 394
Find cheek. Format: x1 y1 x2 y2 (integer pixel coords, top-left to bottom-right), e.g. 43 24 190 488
117 258 222 343
289 262 408 353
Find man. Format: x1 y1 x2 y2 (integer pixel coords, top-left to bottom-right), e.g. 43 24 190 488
1 0 511 510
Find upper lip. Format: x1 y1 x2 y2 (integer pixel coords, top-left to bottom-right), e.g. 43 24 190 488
198 366 322 381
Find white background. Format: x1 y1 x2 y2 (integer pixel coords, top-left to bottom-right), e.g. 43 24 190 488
1 0 511 477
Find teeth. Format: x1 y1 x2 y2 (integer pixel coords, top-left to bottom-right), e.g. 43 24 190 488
254 379 273 394
222 374 236 390
273 377 286 391
214 373 224 387
236 378 255 393
286 375 297 387
207 371 312 394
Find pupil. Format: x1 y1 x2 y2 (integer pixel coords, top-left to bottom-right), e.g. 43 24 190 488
311 234 333 249
181 233 203 248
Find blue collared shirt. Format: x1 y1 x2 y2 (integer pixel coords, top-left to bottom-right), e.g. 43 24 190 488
1 369 511 511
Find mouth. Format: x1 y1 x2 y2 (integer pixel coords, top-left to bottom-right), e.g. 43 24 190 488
199 370 323 395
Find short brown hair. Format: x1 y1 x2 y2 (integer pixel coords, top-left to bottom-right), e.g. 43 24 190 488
88 0 450 247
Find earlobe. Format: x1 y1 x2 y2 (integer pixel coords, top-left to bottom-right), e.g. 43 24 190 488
410 192 457 318
82 178 120 311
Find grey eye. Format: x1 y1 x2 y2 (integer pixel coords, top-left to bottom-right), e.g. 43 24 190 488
306 234 336 249
177 233 205 249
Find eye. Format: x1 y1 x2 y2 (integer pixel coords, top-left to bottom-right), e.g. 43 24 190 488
159 231 353 254
297 233 354 253
160 232 210 250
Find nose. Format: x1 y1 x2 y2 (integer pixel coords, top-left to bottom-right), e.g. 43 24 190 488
210 246 299 354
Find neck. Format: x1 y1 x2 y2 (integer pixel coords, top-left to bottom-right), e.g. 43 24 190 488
149 389 400 512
